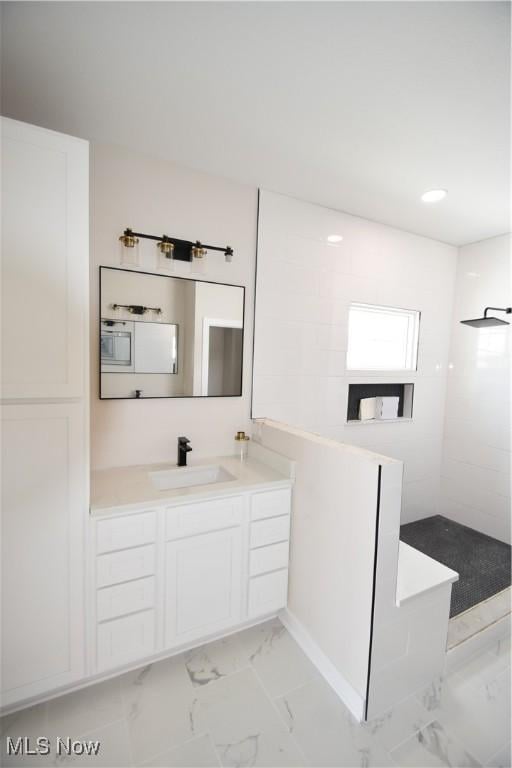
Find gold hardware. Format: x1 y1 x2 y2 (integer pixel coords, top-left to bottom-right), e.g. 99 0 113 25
157 239 175 256
192 245 207 259
234 431 250 442
119 233 139 248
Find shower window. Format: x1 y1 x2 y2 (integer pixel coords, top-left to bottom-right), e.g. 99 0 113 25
346 303 420 371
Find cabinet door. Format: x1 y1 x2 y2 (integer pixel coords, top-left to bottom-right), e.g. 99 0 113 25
1 403 86 705
1 117 89 399
165 528 242 647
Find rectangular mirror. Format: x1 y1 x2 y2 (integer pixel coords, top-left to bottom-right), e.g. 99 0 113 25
100 267 244 399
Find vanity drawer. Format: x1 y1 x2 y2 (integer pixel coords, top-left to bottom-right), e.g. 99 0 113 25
250 515 290 549
96 545 156 588
250 488 291 521
249 541 289 576
96 610 155 672
97 576 155 622
166 496 243 540
248 569 288 618
96 511 157 554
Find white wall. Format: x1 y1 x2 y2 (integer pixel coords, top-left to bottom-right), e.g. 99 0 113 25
254 419 392 719
440 234 511 543
91 143 257 470
253 190 458 524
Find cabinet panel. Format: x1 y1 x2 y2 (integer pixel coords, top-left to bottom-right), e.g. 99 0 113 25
250 515 290 549
96 511 156 554
1 118 88 399
97 577 155 622
248 569 288 618
166 496 243 540
97 610 155 672
250 489 291 521
249 541 289 577
165 528 242 646
1 403 85 696
97 545 155 588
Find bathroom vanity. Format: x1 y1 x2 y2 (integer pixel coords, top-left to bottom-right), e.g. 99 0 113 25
89 455 293 676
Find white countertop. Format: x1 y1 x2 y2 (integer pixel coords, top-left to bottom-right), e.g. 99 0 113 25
90 454 292 516
396 541 459 605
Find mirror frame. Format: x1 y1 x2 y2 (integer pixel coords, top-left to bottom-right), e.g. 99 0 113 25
99 266 245 400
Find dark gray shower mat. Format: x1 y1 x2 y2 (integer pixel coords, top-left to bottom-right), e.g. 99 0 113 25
399 514 511 617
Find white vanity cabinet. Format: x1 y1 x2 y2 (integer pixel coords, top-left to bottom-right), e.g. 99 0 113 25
90 486 292 676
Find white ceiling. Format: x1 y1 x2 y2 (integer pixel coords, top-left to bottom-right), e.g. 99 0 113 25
1 1 510 245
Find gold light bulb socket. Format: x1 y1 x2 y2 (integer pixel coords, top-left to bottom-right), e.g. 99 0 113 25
119 233 139 248
157 240 175 256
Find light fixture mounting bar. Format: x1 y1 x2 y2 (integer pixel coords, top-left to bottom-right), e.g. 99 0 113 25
122 228 233 262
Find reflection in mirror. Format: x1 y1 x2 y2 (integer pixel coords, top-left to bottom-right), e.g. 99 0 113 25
100 267 244 399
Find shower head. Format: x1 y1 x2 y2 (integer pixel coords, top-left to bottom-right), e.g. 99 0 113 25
461 307 511 328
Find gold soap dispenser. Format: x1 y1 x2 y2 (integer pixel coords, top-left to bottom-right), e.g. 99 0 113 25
234 431 250 462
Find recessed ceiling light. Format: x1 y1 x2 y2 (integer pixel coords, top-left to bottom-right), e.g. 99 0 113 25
421 189 447 203
327 234 343 243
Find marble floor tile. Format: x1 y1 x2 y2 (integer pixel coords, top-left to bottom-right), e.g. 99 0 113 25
56 719 132 767
276 676 395 767
141 734 221 768
435 666 511 765
0 703 51 767
238 618 319 699
120 656 199 766
364 694 436 753
184 633 251 687
2 619 510 768
390 721 481 767
191 667 306 767
185 618 318 700
485 741 511 768
46 678 124 744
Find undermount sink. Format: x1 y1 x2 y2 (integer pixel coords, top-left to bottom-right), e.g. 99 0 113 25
149 464 236 491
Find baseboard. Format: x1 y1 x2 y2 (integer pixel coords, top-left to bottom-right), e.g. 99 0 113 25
278 607 366 721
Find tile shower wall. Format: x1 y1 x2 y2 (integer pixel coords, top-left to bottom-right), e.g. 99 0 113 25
91 143 257 470
253 190 457 523
440 233 511 543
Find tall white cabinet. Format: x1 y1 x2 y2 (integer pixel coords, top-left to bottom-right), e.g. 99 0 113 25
1 118 89 709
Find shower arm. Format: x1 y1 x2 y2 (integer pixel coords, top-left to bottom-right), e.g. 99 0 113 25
483 307 512 318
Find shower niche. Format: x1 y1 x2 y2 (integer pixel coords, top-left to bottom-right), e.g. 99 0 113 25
347 383 414 423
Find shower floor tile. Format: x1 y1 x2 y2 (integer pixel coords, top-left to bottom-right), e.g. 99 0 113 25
399 515 512 617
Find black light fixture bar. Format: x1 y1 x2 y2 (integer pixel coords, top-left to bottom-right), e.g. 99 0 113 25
112 303 162 315
122 228 233 262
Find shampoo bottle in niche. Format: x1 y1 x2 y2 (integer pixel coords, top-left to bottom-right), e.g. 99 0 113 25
234 431 250 461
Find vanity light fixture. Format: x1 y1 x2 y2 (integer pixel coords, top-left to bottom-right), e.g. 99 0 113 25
421 189 447 203
111 303 162 316
118 227 234 268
